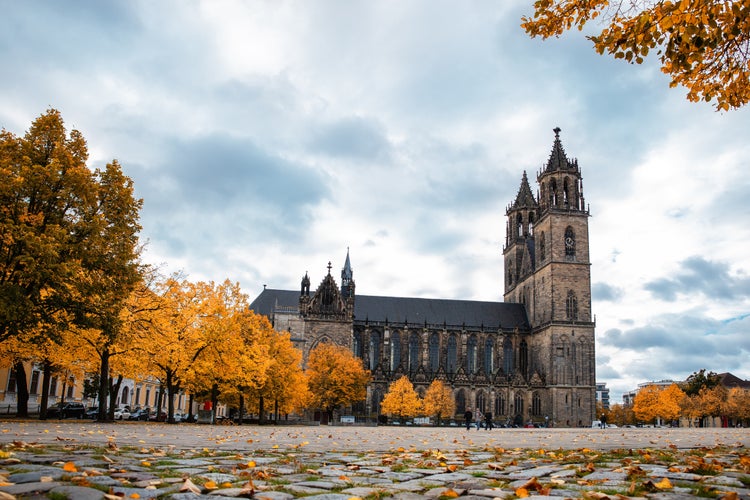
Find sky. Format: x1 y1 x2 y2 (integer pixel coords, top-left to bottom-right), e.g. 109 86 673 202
2 0 749 403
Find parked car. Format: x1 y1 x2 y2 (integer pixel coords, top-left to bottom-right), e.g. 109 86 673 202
85 407 99 419
114 408 131 420
148 411 167 422
128 409 150 421
46 402 86 419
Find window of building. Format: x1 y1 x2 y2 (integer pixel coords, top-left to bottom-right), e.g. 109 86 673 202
369 331 381 370
520 340 528 376
495 393 506 416
503 337 514 374
484 337 494 375
6 369 16 393
29 370 40 395
532 392 542 416
467 335 477 374
390 331 401 372
514 393 524 415
66 378 75 399
408 332 420 373
456 389 466 413
539 232 546 260
564 227 576 257
566 290 578 320
447 335 457 374
49 377 58 397
353 331 363 359
476 390 486 413
429 333 440 372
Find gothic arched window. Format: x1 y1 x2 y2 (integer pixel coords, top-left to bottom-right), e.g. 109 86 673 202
495 393 506 416
429 333 440 372
484 337 494 375
390 331 401 372
566 290 578 320
514 393 524 415
520 340 528 377
369 331 381 370
503 337 514 374
467 335 477 374
408 332 420 373
456 389 466 413
564 227 576 257
539 231 546 261
353 331 363 359
532 392 542 416
476 390 486 413
447 335 457 374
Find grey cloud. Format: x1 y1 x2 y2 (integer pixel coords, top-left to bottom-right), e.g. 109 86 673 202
311 116 392 161
644 256 750 301
130 133 329 255
592 282 623 301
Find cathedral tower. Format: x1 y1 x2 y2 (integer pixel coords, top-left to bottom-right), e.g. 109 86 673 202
503 128 596 427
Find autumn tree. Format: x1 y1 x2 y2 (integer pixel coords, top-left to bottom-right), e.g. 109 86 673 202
306 343 370 421
660 383 686 424
521 0 750 110
381 376 423 423
633 384 663 424
422 379 455 425
0 109 143 417
725 387 750 425
244 329 307 423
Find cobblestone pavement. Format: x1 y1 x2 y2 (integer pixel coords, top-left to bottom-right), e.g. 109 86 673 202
0 421 747 499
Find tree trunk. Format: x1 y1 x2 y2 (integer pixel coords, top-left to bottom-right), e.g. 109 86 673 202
13 361 29 418
238 393 244 426
166 371 175 424
39 361 52 419
274 399 278 423
187 393 194 422
259 395 265 425
97 348 110 421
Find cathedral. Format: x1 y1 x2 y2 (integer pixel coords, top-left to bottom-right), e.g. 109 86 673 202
250 129 596 427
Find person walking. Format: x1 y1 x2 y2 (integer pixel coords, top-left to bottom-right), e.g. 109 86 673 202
464 408 473 430
474 407 483 430
484 411 493 430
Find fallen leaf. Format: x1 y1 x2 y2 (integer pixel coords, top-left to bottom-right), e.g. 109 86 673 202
442 489 460 498
515 487 529 497
204 480 218 490
63 461 78 472
179 478 201 494
655 477 673 490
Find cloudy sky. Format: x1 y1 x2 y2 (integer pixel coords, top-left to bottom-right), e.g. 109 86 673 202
2 1 749 402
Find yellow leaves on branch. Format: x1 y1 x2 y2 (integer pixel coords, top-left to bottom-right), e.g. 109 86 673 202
521 0 750 110
380 376 423 419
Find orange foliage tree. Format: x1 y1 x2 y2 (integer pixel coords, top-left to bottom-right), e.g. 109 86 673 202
422 379 455 425
381 376 423 423
521 0 750 110
305 343 370 421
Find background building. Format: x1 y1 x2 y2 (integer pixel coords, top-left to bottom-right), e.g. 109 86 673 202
251 129 597 427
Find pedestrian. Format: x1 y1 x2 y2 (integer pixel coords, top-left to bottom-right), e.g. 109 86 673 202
484 411 493 430
474 407 483 430
464 408 472 430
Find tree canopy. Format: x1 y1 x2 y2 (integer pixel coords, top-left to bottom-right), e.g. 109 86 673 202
306 343 370 416
380 376 422 422
521 0 750 110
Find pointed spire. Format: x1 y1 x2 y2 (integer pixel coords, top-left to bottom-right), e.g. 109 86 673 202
544 126 573 173
511 171 537 210
342 247 353 282
341 248 355 298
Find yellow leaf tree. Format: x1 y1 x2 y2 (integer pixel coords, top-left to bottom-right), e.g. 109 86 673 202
659 383 686 424
521 1 750 110
422 379 455 426
306 343 370 421
245 329 308 423
725 388 750 425
381 376 423 423
633 384 662 424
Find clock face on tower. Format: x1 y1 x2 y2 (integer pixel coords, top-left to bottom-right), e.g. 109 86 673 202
565 236 574 247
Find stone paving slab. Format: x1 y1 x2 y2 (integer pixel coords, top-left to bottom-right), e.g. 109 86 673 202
0 422 746 498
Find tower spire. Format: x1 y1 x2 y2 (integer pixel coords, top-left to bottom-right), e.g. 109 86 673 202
341 247 355 298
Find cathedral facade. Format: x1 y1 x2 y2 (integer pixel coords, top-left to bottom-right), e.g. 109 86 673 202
250 129 596 427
